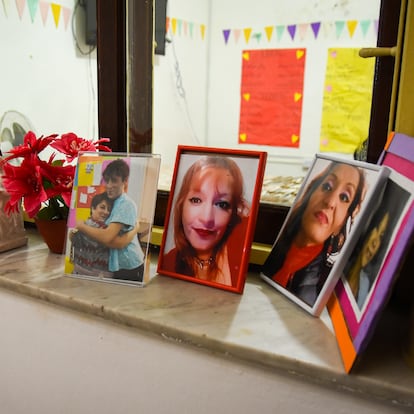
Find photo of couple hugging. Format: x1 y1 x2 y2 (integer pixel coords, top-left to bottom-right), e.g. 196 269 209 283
68 158 145 283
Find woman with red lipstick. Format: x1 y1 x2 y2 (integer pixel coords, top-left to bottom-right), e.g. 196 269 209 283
162 156 249 287
261 161 366 307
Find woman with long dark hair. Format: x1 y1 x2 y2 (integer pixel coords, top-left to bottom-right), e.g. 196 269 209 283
262 161 366 306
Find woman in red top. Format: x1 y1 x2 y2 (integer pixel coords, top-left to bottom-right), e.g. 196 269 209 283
262 161 367 307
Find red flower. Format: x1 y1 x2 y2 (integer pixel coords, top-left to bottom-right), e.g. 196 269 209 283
1 130 111 219
51 132 111 163
0 131 57 165
42 162 76 206
2 157 48 218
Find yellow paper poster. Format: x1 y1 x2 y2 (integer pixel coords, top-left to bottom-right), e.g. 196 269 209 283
320 48 375 153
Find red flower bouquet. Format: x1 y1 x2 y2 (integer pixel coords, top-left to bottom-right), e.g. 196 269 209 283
0 131 111 220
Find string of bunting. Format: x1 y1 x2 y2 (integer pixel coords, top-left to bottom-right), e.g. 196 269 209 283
165 16 378 44
166 16 206 40
2 0 72 29
223 19 379 44
3 3 378 43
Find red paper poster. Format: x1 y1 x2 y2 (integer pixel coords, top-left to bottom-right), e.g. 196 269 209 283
238 49 305 147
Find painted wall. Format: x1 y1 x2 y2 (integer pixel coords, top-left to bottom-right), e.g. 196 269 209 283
0 0 98 154
153 0 210 166
153 0 381 177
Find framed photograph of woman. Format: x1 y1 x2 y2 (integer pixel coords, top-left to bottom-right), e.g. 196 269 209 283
157 146 267 293
327 132 414 372
260 154 389 316
64 152 161 286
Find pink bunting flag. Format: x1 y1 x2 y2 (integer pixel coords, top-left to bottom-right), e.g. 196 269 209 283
62 6 71 30
15 0 25 20
39 0 49 26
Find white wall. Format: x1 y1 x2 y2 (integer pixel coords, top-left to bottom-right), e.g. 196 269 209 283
153 0 210 168
0 0 382 178
0 0 98 151
153 0 381 177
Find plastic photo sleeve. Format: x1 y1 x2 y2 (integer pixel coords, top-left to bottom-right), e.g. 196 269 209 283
157 145 267 294
64 152 161 286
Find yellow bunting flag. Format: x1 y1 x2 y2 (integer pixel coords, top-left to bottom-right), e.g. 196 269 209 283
51 3 61 28
200 24 206 40
347 20 358 38
243 28 252 43
264 26 274 41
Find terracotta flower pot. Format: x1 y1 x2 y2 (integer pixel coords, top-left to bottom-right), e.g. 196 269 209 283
35 218 67 254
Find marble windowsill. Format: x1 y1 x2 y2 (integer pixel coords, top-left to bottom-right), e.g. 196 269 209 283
1 229 413 409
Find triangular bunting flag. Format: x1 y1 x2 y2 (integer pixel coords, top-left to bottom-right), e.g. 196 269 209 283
311 22 321 39
298 23 308 40
200 24 206 40
27 0 39 23
166 17 170 33
335 20 345 38
183 20 188 36
264 26 274 41
252 32 262 43
287 24 296 40
2 0 9 17
171 18 177 35
233 29 241 43
189 22 194 38
347 20 358 38
51 3 61 28
39 0 48 25
243 28 252 43
322 21 334 38
223 29 231 44
373 19 379 35
15 0 25 20
360 20 371 37
177 19 182 35
62 6 71 30
276 25 284 41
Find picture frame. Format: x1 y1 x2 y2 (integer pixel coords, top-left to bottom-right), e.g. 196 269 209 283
64 152 161 286
327 132 414 372
157 145 267 294
260 154 389 316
